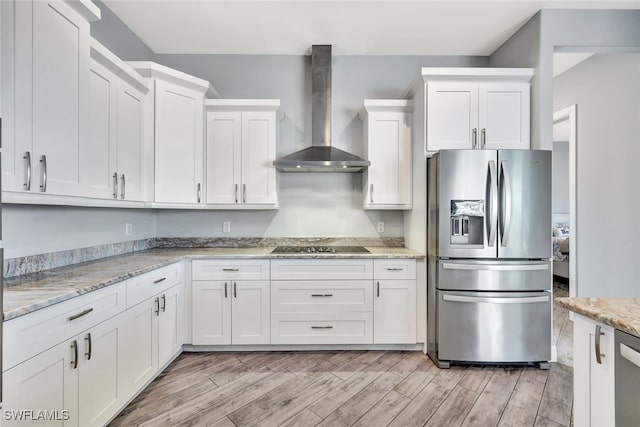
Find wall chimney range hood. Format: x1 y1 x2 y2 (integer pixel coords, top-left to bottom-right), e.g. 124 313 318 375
274 45 370 173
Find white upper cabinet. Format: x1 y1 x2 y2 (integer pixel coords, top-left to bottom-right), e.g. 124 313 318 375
360 100 413 210
3 0 100 196
88 39 151 201
406 68 533 154
205 100 279 209
129 62 218 206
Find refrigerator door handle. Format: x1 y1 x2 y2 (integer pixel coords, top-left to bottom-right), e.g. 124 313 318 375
441 262 549 271
443 294 550 304
499 160 512 247
486 160 498 247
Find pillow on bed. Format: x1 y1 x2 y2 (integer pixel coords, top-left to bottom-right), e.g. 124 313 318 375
553 224 570 237
559 237 570 254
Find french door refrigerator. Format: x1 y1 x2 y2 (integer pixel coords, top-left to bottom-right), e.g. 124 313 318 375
427 149 552 368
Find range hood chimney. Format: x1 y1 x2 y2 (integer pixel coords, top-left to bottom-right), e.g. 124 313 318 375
274 45 370 173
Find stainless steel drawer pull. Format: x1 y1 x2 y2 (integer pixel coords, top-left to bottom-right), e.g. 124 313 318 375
161 294 166 312
472 128 478 149
243 184 246 203
155 297 160 315
370 184 374 203
153 277 167 284
595 325 605 364
377 281 380 297
235 184 238 203
23 151 32 190
386 267 404 271
85 333 92 361
40 155 47 192
224 282 228 298
223 268 240 272
120 174 126 199
112 172 118 198
68 308 94 322
197 183 202 203
71 340 78 369
441 263 548 271
442 294 549 304
311 326 333 329
311 294 334 297
481 128 486 149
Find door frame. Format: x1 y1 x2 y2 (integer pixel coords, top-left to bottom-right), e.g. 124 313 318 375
553 105 577 297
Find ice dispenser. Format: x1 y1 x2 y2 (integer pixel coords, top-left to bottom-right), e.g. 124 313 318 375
450 200 484 245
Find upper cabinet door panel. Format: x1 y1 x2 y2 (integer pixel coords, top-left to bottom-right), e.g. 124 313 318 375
117 84 146 201
206 111 241 205
427 82 478 151
479 83 530 150
241 111 277 205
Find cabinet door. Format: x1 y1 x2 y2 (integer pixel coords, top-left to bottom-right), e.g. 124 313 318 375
241 111 277 205
206 111 241 205
479 83 530 150
426 82 478 151
364 112 412 208
30 0 90 196
231 281 270 345
3 338 78 427
192 281 231 345
78 317 121 427
116 81 146 201
374 280 416 344
158 284 184 367
118 297 158 400
87 59 117 199
154 80 203 203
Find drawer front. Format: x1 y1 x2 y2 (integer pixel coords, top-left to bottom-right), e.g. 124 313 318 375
271 281 373 313
270 259 373 281
127 262 183 308
374 259 416 280
437 260 551 292
271 312 373 345
3 282 127 371
192 259 270 281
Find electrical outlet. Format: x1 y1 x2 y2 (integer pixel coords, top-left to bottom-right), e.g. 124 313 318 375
223 221 231 233
377 222 385 233
125 223 133 236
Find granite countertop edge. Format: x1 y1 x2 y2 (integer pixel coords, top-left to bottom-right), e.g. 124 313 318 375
556 296 640 338
3 247 425 321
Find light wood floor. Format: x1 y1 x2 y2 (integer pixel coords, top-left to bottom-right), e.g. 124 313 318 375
110 283 573 427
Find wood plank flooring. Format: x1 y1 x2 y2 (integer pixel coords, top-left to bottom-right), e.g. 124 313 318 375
110 282 573 427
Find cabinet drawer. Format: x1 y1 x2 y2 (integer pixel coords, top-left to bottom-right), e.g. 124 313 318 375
3 282 126 371
192 259 270 281
374 259 416 279
271 281 373 313
127 262 183 308
270 259 373 280
271 312 373 345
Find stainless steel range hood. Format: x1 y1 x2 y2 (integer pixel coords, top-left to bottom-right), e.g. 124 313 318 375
274 45 370 173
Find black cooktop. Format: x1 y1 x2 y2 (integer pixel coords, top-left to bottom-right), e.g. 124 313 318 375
271 246 370 254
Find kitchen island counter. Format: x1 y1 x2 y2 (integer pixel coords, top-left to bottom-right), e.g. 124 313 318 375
3 247 424 320
556 296 640 338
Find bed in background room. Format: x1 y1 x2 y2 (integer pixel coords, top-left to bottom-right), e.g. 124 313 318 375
552 214 570 280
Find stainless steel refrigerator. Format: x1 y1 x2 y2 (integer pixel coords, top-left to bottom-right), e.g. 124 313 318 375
427 149 552 368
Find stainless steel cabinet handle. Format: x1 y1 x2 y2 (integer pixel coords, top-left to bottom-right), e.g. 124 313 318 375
442 294 550 304
499 160 512 247
441 262 548 271
71 340 78 369
234 282 237 298
311 326 333 329
112 172 118 198
235 184 238 203
23 151 32 190
85 333 92 360
154 297 160 315
595 325 605 364
39 155 47 192
370 184 374 203
68 308 94 322
311 294 333 297
161 294 166 312
377 281 380 297
486 160 498 247
481 128 486 149
386 268 403 271
243 184 246 203
223 268 239 272
153 277 166 284
197 183 202 203
120 174 126 199
224 282 228 298
472 128 478 149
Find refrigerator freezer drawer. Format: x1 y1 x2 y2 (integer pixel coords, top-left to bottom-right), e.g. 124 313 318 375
438 259 551 291
437 290 551 363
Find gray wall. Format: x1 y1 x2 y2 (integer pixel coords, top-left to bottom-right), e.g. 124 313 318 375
552 140 569 215
554 53 640 297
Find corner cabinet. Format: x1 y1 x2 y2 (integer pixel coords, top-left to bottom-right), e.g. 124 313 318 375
205 100 279 209
573 314 615 427
360 100 413 210
128 62 219 206
406 68 533 154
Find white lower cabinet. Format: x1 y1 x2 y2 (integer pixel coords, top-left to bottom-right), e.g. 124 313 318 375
374 280 416 344
573 314 615 427
158 284 184 366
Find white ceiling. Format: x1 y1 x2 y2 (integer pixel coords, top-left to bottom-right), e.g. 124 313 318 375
103 0 640 56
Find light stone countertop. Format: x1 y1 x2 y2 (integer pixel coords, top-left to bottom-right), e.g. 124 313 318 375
556 297 640 338
3 247 424 321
